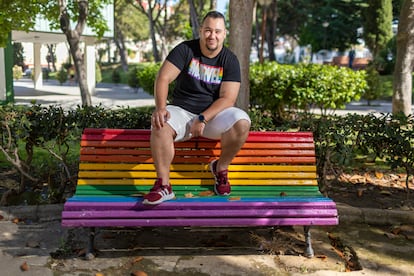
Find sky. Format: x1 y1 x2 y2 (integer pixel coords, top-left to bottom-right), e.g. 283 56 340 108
217 0 229 14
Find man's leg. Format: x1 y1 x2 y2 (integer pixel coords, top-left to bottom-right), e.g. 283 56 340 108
150 124 176 186
216 119 251 171
142 125 176 205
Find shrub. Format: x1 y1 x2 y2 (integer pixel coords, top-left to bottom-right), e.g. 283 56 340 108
13 65 23 80
128 64 146 92
250 62 367 117
136 63 161 95
363 65 383 104
56 67 68 85
112 68 121 84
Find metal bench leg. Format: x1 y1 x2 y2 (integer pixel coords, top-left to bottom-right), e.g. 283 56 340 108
85 227 96 260
304 226 314 258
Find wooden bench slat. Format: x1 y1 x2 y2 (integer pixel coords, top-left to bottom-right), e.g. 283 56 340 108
73 186 322 197
65 195 336 204
79 148 316 157
78 163 316 172
61 217 338 227
62 208 338 219
78 171 317 179
73 185 321 192
79 155 316 164
81 140 315 150
76 179 318 186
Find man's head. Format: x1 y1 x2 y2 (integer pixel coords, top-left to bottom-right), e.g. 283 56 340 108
199 11 227 57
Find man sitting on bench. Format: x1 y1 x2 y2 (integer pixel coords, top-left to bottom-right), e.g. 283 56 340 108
143 11 251 205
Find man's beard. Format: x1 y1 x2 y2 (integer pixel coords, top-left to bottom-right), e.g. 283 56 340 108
206 45 218 52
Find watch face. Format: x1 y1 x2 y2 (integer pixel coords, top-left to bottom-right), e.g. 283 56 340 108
198 114 205 122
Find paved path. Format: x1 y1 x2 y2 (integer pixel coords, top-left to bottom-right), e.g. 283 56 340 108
12 78 414 114
13 78 154 109
0 204 413 275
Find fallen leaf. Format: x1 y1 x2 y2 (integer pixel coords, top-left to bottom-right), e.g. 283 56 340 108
198 190 214 196
12 218 19 224
375 171 384 179
95 273 104 276
133 256 144 263
184 192 194 198
20 262 29 271
228 197 241 201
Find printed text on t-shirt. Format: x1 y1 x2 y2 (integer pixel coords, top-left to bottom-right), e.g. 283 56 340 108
188 58 223 85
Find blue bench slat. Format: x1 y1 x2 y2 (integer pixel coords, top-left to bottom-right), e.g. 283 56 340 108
66 195 335 203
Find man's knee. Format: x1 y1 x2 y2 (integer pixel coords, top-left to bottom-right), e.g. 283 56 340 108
226 119 250 139
235 119 251 133
151 124 176 140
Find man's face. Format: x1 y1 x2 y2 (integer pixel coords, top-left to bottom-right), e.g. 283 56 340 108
199 17 226 54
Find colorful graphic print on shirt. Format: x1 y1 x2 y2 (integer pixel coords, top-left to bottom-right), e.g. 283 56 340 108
188 58 223 85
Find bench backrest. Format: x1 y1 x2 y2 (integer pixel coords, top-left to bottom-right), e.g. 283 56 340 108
75 128 321 198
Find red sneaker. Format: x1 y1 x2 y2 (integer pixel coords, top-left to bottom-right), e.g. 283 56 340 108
142 178 175 205
209 160 231 196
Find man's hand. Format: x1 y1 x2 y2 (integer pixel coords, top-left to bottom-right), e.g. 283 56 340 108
189 120 206 138
151 108 170 129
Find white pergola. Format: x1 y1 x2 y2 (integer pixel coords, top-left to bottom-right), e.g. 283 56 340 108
0 4 113 102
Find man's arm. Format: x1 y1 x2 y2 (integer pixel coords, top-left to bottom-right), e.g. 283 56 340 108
202 81 240 122
190 80 240 137
152 60 180 128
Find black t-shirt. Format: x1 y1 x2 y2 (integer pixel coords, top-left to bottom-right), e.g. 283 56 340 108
166 39 241 114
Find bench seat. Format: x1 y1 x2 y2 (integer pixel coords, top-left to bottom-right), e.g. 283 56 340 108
61 128 338 257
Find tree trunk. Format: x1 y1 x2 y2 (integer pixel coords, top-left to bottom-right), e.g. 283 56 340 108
392 0 414 115
188 0 200 39
147 1 160 62
229 0 254 111
59 0 91 107
266 2 278 61
114 29 129 72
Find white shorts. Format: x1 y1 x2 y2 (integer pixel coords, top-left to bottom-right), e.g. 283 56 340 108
165 105 251 142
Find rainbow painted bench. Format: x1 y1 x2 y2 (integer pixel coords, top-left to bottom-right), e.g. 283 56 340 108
61 128 338 258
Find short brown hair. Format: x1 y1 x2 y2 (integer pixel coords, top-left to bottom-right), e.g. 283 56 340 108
201 11 225 25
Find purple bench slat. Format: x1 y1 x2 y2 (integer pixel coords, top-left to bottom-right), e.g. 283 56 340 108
62 217 339 228
63 200 338 211
62 208 338 219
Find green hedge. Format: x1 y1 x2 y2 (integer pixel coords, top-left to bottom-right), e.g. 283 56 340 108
249 62 367 117
1 103 413 205
0 104 153 204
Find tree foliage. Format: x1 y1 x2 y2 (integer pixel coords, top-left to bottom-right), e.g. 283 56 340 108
298 0 365 52
363 0 393 58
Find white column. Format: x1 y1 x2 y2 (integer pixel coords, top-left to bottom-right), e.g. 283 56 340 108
0 48 6 101
34 43 42 89
84 37 96 95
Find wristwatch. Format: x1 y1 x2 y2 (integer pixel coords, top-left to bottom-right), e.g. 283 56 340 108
198 114 207 124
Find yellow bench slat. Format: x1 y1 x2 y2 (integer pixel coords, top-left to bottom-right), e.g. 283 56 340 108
77 178 318 186
79 163 316 172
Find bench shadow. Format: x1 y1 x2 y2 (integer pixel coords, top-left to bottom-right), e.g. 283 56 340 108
55 226 308 259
